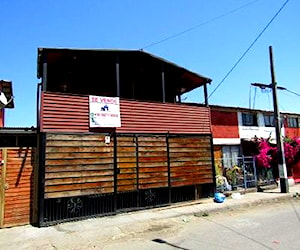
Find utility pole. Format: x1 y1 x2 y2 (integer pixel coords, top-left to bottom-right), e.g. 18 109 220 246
269 46 289 193
251 46 289 193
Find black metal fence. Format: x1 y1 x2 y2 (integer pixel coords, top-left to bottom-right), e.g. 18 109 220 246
41 185 209 226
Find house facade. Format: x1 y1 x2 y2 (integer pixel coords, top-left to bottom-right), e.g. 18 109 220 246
210 105 300 182
36 48 215 226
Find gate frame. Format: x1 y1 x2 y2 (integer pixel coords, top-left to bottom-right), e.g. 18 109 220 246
216 155 258 191
38 132 215 226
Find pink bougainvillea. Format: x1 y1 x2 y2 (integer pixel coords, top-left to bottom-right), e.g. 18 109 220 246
254 137 300 169
254 138 276 168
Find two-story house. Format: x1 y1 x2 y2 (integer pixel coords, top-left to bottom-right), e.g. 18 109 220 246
210 105 300 182
36 48 215 226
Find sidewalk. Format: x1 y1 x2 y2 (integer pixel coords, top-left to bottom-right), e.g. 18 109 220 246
1 184 299 250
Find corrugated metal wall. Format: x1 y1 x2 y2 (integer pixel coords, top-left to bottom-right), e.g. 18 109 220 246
118 99 211 134
41 92 89 132
41 92 211 134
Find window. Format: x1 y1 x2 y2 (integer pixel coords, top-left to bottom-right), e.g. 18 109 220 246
222 145 240 168
288 117 298 128
242 113 258 126
263 114 274 127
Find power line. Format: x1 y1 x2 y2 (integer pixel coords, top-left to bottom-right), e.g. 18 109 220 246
249 85 252 109
267 88 271 110
208 0 291 99
284 88 300 97
141 0 261 50
253 87 257 109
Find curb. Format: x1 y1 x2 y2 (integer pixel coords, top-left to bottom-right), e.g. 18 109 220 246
118 191 299 226
193 193 297 218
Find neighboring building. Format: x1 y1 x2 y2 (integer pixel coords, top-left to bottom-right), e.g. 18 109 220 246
0 80 39 229
0 81 37 228
210 105 300 181
284 114 300 138
36 48 215 226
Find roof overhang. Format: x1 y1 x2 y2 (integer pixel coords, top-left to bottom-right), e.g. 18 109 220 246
0 127 37 135
37 48 212 96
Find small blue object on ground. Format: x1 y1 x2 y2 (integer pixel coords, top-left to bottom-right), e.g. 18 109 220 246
214 192 226 203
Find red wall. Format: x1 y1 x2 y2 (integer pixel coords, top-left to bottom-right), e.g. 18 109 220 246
41 92 212 134
117 99 211 134
210 109 239 138
285 128 300 138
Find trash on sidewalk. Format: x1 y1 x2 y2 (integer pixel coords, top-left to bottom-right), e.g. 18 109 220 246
182 217 189 223
231 192 243 199
214 192 226 203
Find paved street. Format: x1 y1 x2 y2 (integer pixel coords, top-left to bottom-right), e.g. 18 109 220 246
102 199 300 250
0 184 299 250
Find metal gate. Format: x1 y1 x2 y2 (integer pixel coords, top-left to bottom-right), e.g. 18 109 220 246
216 156 258 192
116 134 170 211
115 134 214 210
41 133 214 226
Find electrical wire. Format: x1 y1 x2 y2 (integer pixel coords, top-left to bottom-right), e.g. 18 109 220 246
279 103 286 111
267 89 271 110
208 0 291 99
141 0 261 50
284 88 300 97
253 87 257 109
249 85 252 109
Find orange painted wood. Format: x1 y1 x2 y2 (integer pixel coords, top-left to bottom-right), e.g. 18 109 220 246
1 148 35 228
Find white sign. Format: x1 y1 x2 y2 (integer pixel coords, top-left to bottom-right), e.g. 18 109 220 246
89 95 121 127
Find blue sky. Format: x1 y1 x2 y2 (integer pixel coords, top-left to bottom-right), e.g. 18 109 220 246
1 0 299 127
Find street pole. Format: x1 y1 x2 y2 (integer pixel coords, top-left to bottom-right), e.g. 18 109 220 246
269 46 289 193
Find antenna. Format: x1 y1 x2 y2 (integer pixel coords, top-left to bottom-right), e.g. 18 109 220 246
0 91 8 105
0 92 14 109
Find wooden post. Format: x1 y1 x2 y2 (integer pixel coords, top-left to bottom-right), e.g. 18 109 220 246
116 56 120 97
204 83 208 107
0 148 7 227
161 62 166 102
